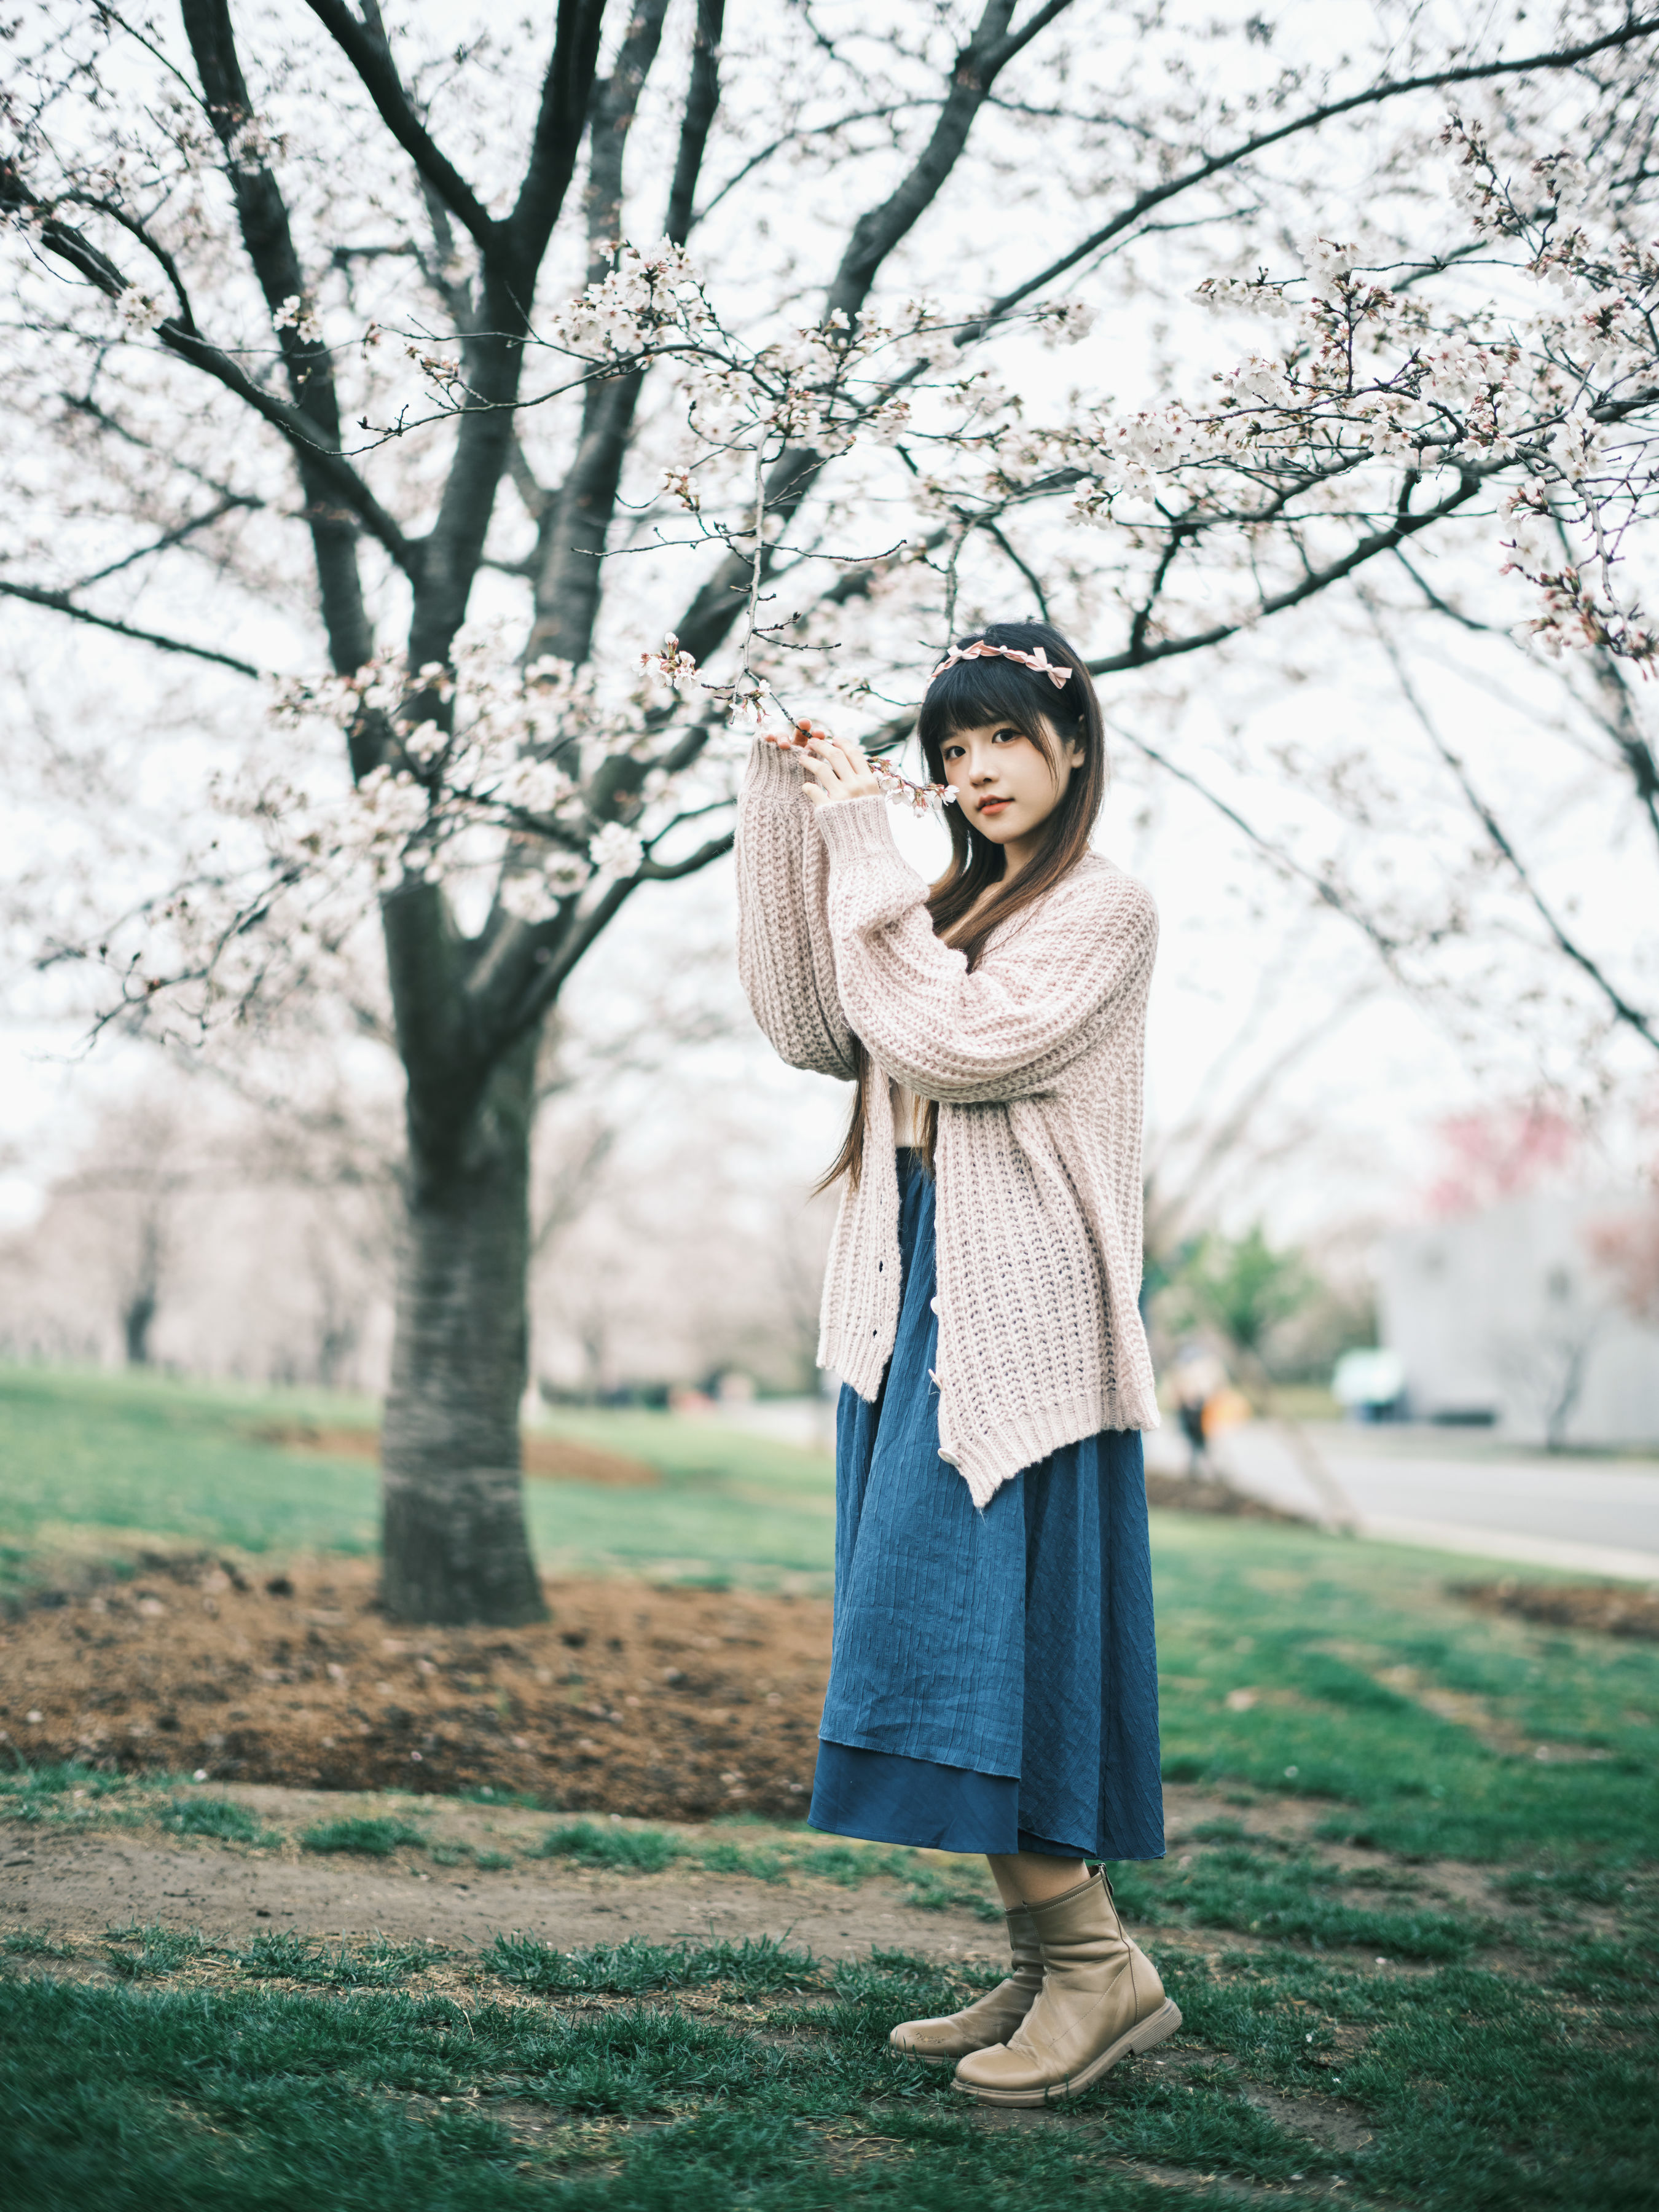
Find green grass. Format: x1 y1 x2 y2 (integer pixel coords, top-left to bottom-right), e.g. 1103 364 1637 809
0 1763 149 1827
103 1921 205 1979
6 1368 1659 1874
2 1929 73 1959
0 1366 381 1588
1145 1514 1659 1867
523 1406 835 1585
164 1798 276 1845
1112 1840 1485 1961
300 1816 427 1857
483 1931 826 1997
0 1367 836 1598
535 1818 684 1873
4 1368 1658 1875
527 1818 1488 1958
1 1930 1655 2209
531 1818 1004 1916
237 1932 444 1986
4 1367 1658 2202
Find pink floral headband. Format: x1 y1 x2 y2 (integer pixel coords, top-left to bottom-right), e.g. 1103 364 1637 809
928 639 1073 688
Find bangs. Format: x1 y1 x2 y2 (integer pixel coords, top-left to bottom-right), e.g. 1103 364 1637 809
918 654 1069 752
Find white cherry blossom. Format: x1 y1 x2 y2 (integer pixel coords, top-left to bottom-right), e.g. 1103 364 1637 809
588 822 644 879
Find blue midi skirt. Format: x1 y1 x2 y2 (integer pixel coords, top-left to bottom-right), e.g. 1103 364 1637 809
808 1148 1165 1861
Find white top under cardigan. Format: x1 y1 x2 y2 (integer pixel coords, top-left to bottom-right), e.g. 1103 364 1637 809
734 737 1160 1507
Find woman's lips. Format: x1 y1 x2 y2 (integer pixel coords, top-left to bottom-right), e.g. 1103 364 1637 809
976 796 1010 815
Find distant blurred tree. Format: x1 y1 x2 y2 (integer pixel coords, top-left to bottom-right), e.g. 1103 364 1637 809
1168 1225 1317 1378
1164 1223 1359 1526
1257 1277 1381 1390
0 1067 401 1382
1141 973 1381 1324
45 1096 195 1370
1426 1102 1580 1216
1494 1260 1604 1449
1585 1199 1659 1324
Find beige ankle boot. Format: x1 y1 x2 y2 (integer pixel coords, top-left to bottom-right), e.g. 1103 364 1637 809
951 1870 1180 2103
889 1904 1045 2064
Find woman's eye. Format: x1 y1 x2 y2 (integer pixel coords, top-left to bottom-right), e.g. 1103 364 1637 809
942 744 964 761
992 728 1021 745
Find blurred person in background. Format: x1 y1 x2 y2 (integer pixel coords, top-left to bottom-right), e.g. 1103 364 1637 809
1170 1344 1229 1477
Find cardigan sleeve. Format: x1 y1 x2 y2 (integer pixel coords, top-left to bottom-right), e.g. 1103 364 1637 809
734 738 858 1081
814 793 1156 1105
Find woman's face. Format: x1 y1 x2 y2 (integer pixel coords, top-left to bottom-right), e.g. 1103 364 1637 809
938 716 1084 865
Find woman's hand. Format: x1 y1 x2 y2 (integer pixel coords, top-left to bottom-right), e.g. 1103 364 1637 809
798 731 882 807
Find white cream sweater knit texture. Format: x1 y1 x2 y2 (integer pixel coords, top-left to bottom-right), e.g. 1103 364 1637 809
735 739 1160 1507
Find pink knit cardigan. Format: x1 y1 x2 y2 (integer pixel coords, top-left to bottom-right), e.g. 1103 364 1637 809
735 737 1160 1507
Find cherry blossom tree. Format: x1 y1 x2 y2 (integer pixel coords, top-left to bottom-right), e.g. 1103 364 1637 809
1586 1196 1659 1319
6 2 1659 1620
1425 1100 1580 1215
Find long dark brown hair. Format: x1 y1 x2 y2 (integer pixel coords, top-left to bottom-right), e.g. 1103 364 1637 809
820 618 1108 1191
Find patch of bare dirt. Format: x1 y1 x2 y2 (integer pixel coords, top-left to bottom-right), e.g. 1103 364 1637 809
0 1788 1001 1962
252 1426 661 1487
0 1555 1373 1833
0 1558 825 1818
1453 1577 1659 1642
1143 1473 1308 1524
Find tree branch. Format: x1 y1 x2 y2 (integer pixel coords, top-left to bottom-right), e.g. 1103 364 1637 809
299 0 501 257
171 325 421 575
637 828 735 880
69 495 261 590
402 1 608 674
504 431 551 521
693 103 931 228
1547 502 1659 862
1360 593 1659 1056
1391 548 1505 635
1091 467 1489 675
1105 714 1414 971
2 171 418 614
665 0 725 248
582 0 673 284
524 828 733 1032
973 12 1659 330
0 581 263 677
181 0 379 674
60 392 263 510
505 0 612 275
1397 536 1659 863
826 0 1027 320
1579 641 1659 860
525 0 720 672
670 0 1051 667
984 0 1078 70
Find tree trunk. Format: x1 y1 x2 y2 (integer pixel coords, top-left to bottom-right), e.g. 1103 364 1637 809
380 1034 546 1625
122 1288 157 1368
122 1212 163 1367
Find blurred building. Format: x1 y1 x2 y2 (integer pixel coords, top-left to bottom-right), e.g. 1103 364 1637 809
1376 1193 1659 1447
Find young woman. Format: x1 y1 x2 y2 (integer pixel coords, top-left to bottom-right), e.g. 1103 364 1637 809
735 618 1177 2106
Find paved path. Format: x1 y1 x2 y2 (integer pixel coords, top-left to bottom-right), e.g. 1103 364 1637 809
1147 1423 1659 1580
